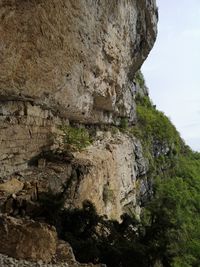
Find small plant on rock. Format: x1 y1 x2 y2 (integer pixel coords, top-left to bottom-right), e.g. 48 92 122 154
61 125 91 151
119 118 129 130
134 70 145 88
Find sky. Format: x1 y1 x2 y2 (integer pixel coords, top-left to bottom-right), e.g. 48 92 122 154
142 0 200 151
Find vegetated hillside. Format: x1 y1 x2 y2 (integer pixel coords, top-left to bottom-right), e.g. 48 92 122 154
132 91 200 267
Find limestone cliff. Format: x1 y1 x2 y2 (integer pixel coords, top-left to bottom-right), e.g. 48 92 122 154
0 0 158 265
0 0 157 123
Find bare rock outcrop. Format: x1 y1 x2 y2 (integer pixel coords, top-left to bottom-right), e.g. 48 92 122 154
0 0 157 182
0 131 148 220
0 0 157 123
69 131 148 220
0 0 158 217
0 214 103 266
0 214 57 262
0 0 158 263
0 101 62 178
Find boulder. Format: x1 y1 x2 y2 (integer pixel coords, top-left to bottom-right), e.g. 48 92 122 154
0 178 24 195
0 214 57 262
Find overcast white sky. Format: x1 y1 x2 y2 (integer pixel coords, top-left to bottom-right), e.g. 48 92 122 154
142 0 200 151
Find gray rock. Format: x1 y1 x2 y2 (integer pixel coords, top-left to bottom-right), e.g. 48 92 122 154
0 0 157 124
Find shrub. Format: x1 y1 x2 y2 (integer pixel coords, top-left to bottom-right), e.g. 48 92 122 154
134 70 146 88
128 94 183 180
60 125 91 151
119 118 129 130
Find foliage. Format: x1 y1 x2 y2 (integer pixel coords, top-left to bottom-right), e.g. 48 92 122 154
110 126 119 135
127 94 184 187
133 94 181 152
56 201 149 267
60 125 91 151
127 94 200 266
141 176 193 266
119 117 129 130
136 95 200 266
134 70 146 88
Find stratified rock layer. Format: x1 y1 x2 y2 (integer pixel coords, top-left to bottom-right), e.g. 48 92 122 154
0 100 61 178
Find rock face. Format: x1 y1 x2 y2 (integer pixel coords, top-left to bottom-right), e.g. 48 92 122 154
0 132 148 221
0 214 102 266
0 0 157 179
0 0 157 123
0 0 158 264
70 131 148 220
0 177 24 194
0 100 61 178
0 214 57 262
0 0 157 211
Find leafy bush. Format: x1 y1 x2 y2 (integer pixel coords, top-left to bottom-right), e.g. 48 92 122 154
127 94 183 184
119 117 129 130
134 70 146 88
61 125 91 151
134 94 181 149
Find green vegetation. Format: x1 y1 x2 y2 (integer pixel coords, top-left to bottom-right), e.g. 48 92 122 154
134 70 146 88
129 94 183 178
131 94 200 266
60 125 92 151
132 94 181 152
119 117 129 130
110 126 119 135
76 93 200 267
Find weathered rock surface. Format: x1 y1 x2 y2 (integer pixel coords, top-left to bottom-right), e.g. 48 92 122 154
0 0 157 183
55 241 104 267
0 0 158 263
0 214 103 266
0 252 104 267
0 131 147 220
0 254 69 267
0 214 57 262
0 177 24 194
0 100 62 178
70 131 148 219
0 0 157 123
0 0 157 188
0 130 148 220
